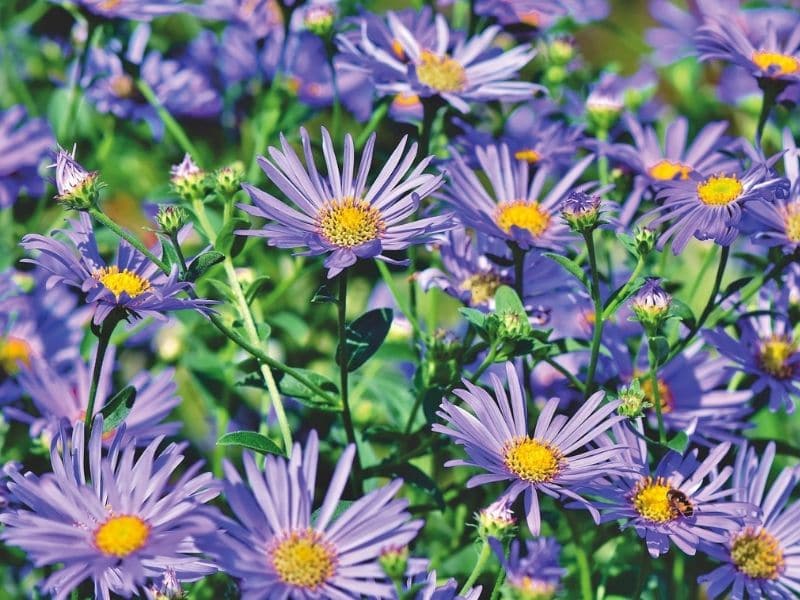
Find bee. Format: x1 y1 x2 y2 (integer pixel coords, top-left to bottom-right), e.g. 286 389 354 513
667 489 694 518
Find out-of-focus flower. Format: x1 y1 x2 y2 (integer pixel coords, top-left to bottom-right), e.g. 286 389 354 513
63 0 191 20
21 214 215 324
0 106 53 208
475 0 563 28
170 154 207 201
433 362 624 534
197 430 423 598
0 416 218 599
491 537 565 600
699 442 800 599
405 570 482 600
192 0 283 39
237 127 449 278
337 11 541 113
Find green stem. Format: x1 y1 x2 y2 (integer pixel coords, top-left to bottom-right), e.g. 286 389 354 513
542 356 585 392
601 255 645 319
565 511 594 600
169 233 189 275
247 78 282 183
356 101 389 149
469 343 498 383
89 208 169 272
673 549 685 600
597 129 609 187
461 540 493 595
337 270 363 493
85 313 121 436
648 339 666 444
376 260 423 336
755 79 782 149
584 230 604 397
403 388 424 434
137 79 201 159
489 562 506 600
57 20 101 142
632 546 650 599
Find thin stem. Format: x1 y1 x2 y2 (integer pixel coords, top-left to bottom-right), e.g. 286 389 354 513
596 129 610 187
489 562 506 600
403 388 425 434
648 339 666 444
356 101 389 150
85 313 121 436
542 356 585 392
375 260 423 336
511 243 531 392
755 79 782 149
673 549 685 600
461 540 493 595
601 254 645 319
565 511 594 600
169 233 188 275
632 545 650 599
469 343 498 383
57 20 101 142
247 77 283 182
584 230 604 397
337 270 363 493
89 208 169 272
136 79 201 159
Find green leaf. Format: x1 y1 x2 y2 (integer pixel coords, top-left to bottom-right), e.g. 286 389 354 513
311 282 337 304
215 217 249 258
186 251 225 282
722 276 754 298
245 276 272 305
543 252 589 289
368 463 445 509
159 235 180 268
618 233 638 257
217 431 285 456
204 277 234 301
311 500 354 525
100 386 137 433
667 431 690 454
493 285 526 316
669 298 696 330
337 308 393 372
458 307 487 330
277 368 342 411
649 336 670 365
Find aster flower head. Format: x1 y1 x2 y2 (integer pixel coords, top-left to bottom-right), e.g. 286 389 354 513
699 441 800 599
561 190 605 232
21 213 214 324
337 11 542 113
490 537 565 600
198 430 423 598
475 0 564 28
0 416 219 600
0 105 53 208
65 0 190 20
237 127 450 278
53 145 103 210
433 362 625 534
405 570 482 600
440 143 595 251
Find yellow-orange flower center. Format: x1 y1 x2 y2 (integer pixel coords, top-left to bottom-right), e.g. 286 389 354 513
460 272 503 305
632 477 682 523
519 11 541 27
93 267 152 299
634 371 674 414
731 527 785 580
392 93 421 108
503 437 563 483
94 515 150 557
416 51 466 93
317 197 385 248
391 38 406 61
109 74 135 98
269 529 337 590
752 51 800 77
496 201 551 237
758 334 797 379
784 202 800 243
697 175 743 206
514 149 542 164
648 160 692 181
0 336 32 375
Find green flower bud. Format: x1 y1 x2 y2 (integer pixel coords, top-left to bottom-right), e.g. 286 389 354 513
215 162 245 196
561 191 602 233
476 499 516 542
630 278 672 334
379 546 409 582
422 330 463 388
616 379 652 418
170 154 207 202
548 38 575 66
304 4 336 37
156 205 188 236
54 146 103 211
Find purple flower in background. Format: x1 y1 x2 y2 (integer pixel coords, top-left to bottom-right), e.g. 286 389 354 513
238 127 449 278
198 431 423 598
193 0 284 38
703 285 800 413
0 106 53 207
337 11 541 112
0 416 218 600
405 571 482 600
21 213 214 324
490 537 565 598
699 442 800 599
474 0 564 28
440 143 594 250
433 362 624 534
590 421 753 557
143 52 222 119
63 0 191 20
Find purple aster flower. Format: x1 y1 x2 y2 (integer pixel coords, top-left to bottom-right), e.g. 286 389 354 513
0 416 219 600
21 213 214 324
440 143 595 251
643 148 788 254
9 346 180 445
62 0 191 20
433 362 625 534
403 570 481 600
590 420 754 557
703 285 800 413
192 0 284 39
198 430 423 598
474 0 564 28
336 11 542 113
489 537 565 598
0 105 53 207
699 442 800 599
142 52 222 119
237 127 449 278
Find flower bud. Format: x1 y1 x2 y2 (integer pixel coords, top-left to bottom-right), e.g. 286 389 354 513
156 205 187 236
477 498 516 542
379 546 409 582
150 568 183 600
214 162 245 196
616 379 652 418
303 4 336 37
548 38 575 66
422 330 462 389
634 226 656 256
630 278 671 333
170 154 207 202
53 146 102 210
561 191 601 233
488 311 529 342
586 92 622 132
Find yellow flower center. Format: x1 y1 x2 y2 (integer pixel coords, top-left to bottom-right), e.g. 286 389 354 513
752 50 800 77
109 74 135 98
0 336 32 375
393 93 421 108
632 477 676 523
391 38 406 61
416 51 467 93
93 266 152 299
648 160 692 181
269 529 337 590
460 273 503 305
514 149 542 164
758 334 797 379
317 197 385 248
519 11 541 27
696 175 743 206
731 528 785 580
784 202 800 242
515 576 557 599
503 437 563 483
496 201 551 237
94 515 150 557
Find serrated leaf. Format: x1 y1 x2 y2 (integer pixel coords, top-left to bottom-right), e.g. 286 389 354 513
100 386 137 433
667 431 690 454
245 276 272 304
543 252 589 289
337 308 393 372
217 431 285 456
186 250 225 281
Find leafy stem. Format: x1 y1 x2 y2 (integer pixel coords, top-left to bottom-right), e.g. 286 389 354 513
85 310 122 437
460 539 493 595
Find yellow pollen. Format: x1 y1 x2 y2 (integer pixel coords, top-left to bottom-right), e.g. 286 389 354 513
752 51 800 77
496 201 551 237
391 39 406 61
784 202 800 242
648 160 692 181
503 437 562 483
93 266 152 299
696 175 743 206
0 336 32 375
416 51 467 93
758 334 797 379
317 197 384 248
94 515 150 557
631 477 675 523
393 93 421 108
269 529 336 590
514 149 542 164
460 273 503 305
731 527 785 580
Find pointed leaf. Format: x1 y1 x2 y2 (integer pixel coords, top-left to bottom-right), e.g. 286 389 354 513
217 431 285 456
186 251 225 282
337 308 393 372
101 386 137 433
667 432 690 454
245 276 272 305
543 252 589 289
494 285 526 316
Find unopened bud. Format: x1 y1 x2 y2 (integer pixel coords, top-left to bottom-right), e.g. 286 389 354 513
548 38 575 66
477 498 516 542
170 154 207 202
304 4 336 36
586 92 622 132
156 205 187 236
561 191 601 233
630 278 671 333
634 227 656 256
214 162 245 196
53 146 102 210
379 546 409 581
617 379 652 418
